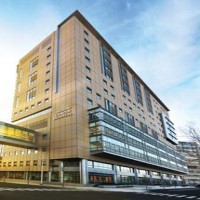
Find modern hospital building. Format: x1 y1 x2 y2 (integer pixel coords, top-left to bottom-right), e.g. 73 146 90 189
0 11 187 185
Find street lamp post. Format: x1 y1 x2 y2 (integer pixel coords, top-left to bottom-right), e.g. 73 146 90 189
40 153 44 185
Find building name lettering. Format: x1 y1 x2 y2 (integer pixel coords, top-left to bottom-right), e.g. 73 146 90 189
54 107 72 120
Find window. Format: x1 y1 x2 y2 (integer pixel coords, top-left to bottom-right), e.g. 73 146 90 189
125 112 135 126
86 76 91 83
134 79 143 106
45 79 50 85
110 85 114 90
19 68 23 78
111 94 115 99
47 54 51 59
25 107 28 112
26 161 30 166
45 88 49 94
46 62 51 68
96 93 101 99
105 99 117 116
31 104 35 109
26 88 36 102
8 162 11 167
86 87 92 94
84 38 89 45
44 98 49 103
33 160 38 166
100 45 113 81
119 108 123 113
15 97 19 108
103 80 107 86
119 62 130 95
85 56 90 63
104 89 108 95
87 98 93 106
145 90 153 114
84 47 90 54
14 161 17 167
37 101 42 106
28 71 37 85
140 122 148 133
20 150 24 155
47 46 51 51
152 129 158 139
46 70 50 76
20 161 23 166
85 66 91 73
42 146 47 152
17 82 21 93
84 30 89 36
29 57 38 71
42 134 47 140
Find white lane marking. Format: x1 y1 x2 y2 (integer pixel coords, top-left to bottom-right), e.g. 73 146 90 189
175 195 189 198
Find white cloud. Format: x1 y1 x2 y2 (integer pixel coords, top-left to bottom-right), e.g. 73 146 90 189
122 0 200 136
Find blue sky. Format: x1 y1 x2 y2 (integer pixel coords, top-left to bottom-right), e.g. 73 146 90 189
0 0 200 139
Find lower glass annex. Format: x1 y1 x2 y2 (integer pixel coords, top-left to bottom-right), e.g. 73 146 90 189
88 107 187 174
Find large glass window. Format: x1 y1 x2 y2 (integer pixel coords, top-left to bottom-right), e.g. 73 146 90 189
19 68 23 79
125 112 135 127
134 79 143 106
119 62 130 95
15 97 19 108
105 99 117 116
93 161 113 170
145 90 153 114
26 88 36 102
140 122 148 133
100 45 113 81
29 57 38 71
63 172 80 183
119 175 135 184
28 72 37 86
17 82 21 93
89 172 114 184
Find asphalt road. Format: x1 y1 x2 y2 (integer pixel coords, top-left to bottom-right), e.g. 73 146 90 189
0 183 199 200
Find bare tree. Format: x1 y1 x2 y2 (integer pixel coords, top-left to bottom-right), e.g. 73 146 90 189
179 122 200 164
180 122 200 144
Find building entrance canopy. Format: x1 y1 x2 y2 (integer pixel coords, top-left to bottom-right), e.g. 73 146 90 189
0 121 38 149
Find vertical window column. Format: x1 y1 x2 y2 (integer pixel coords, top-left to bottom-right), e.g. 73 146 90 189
145 90 153 114
134 79 143 106
100 45 113 81
119 62 130 95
